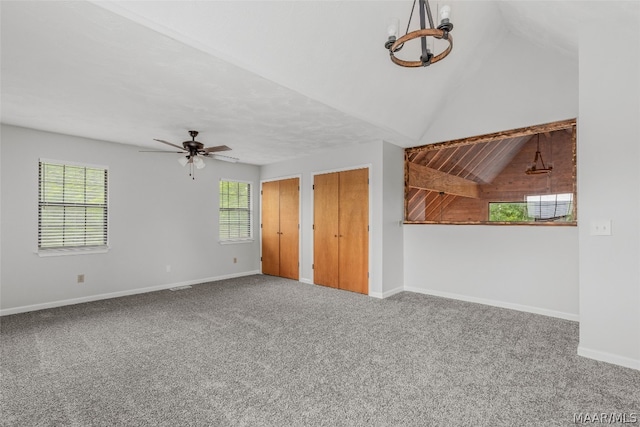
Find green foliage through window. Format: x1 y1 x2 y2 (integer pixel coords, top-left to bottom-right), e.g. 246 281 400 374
489 193 574 223
489 203 531 222
219 180 252 241
38 161 108 249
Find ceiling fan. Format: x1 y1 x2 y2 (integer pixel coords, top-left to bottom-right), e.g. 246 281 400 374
141 130 237 179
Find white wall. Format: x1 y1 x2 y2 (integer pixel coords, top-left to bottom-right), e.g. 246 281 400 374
260 140 404 297
403 2 640 371
577 3 640 370
0 125 261 314
382 142 405 296
422 30 578 145
404 225 579 320
402 31 580 321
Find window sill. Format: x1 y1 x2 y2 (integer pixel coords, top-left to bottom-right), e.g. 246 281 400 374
37 246 110 257
403 221 577 226
218 239 254 245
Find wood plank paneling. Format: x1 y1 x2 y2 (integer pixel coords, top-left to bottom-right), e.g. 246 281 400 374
408 162 480 198
414 129 575 222
313 173 340 288
406 118 576 153
338 168 369 294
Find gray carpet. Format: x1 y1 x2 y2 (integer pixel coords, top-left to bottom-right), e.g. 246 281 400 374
1 275 638 426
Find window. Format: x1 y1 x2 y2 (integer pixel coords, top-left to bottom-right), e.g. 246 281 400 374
489 193 574 223
526 193 574 221
38 160 108 252
219 180 252 242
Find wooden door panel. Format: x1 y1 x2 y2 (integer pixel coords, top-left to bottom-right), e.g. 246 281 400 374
279 178 299 280
338 168 369 294
261 180 280 276
313 173 340 288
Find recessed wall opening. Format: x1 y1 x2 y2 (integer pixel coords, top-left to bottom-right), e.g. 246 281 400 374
404 119 577 225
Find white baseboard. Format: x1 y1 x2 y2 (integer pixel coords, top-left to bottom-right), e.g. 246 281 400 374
0 270 260 316
404 286 579 322
369 286 404 299
295 279 403 299
577 346 640 371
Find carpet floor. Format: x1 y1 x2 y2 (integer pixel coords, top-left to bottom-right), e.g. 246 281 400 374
1 275 638 426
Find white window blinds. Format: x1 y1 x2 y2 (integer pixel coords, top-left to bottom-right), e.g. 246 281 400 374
219 180 252 241
38 161 108 250
526 193 573 220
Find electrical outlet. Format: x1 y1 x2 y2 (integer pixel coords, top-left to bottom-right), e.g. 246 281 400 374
590 219 612 236
166 265 171 273
77 274 85 284
233 257 237 264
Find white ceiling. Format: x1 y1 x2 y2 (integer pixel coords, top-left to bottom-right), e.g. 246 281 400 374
0 1 602 165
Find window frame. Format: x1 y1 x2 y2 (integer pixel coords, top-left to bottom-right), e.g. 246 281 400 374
404 119 577 226
37 158 109 256
218 178 254 244
488 193 575 223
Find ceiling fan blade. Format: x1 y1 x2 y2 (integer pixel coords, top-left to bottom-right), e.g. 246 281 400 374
212 154 240 163
139 150 185 153
203 145 231 153
153 139 186 151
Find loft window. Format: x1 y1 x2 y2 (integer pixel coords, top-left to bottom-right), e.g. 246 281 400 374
526 193 574 221
219 180 253 242
404 119 577 226
489 193 574 223
38 160 108 253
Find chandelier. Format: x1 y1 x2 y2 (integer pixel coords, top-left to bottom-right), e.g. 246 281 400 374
525 134 553 175
384 0 453 67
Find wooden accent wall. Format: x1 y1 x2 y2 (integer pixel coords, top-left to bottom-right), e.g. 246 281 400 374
405 119 577 224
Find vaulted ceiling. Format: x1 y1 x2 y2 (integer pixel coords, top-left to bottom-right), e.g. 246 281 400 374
0 1 620 165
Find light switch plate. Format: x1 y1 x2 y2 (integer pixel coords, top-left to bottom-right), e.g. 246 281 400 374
590 219 612 236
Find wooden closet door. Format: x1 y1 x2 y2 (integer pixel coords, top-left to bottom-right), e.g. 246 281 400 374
338 168 369 294
313 172 340 288
261 180 280 276
278 178 299 280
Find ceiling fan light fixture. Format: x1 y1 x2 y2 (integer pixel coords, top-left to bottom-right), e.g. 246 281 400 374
193 155 206 169
385 0 453 68
147 130 234 179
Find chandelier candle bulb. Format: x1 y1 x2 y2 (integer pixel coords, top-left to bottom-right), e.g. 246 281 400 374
387 18 399 38
440 5 450 21
387 18 400 38
385 18 400 50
